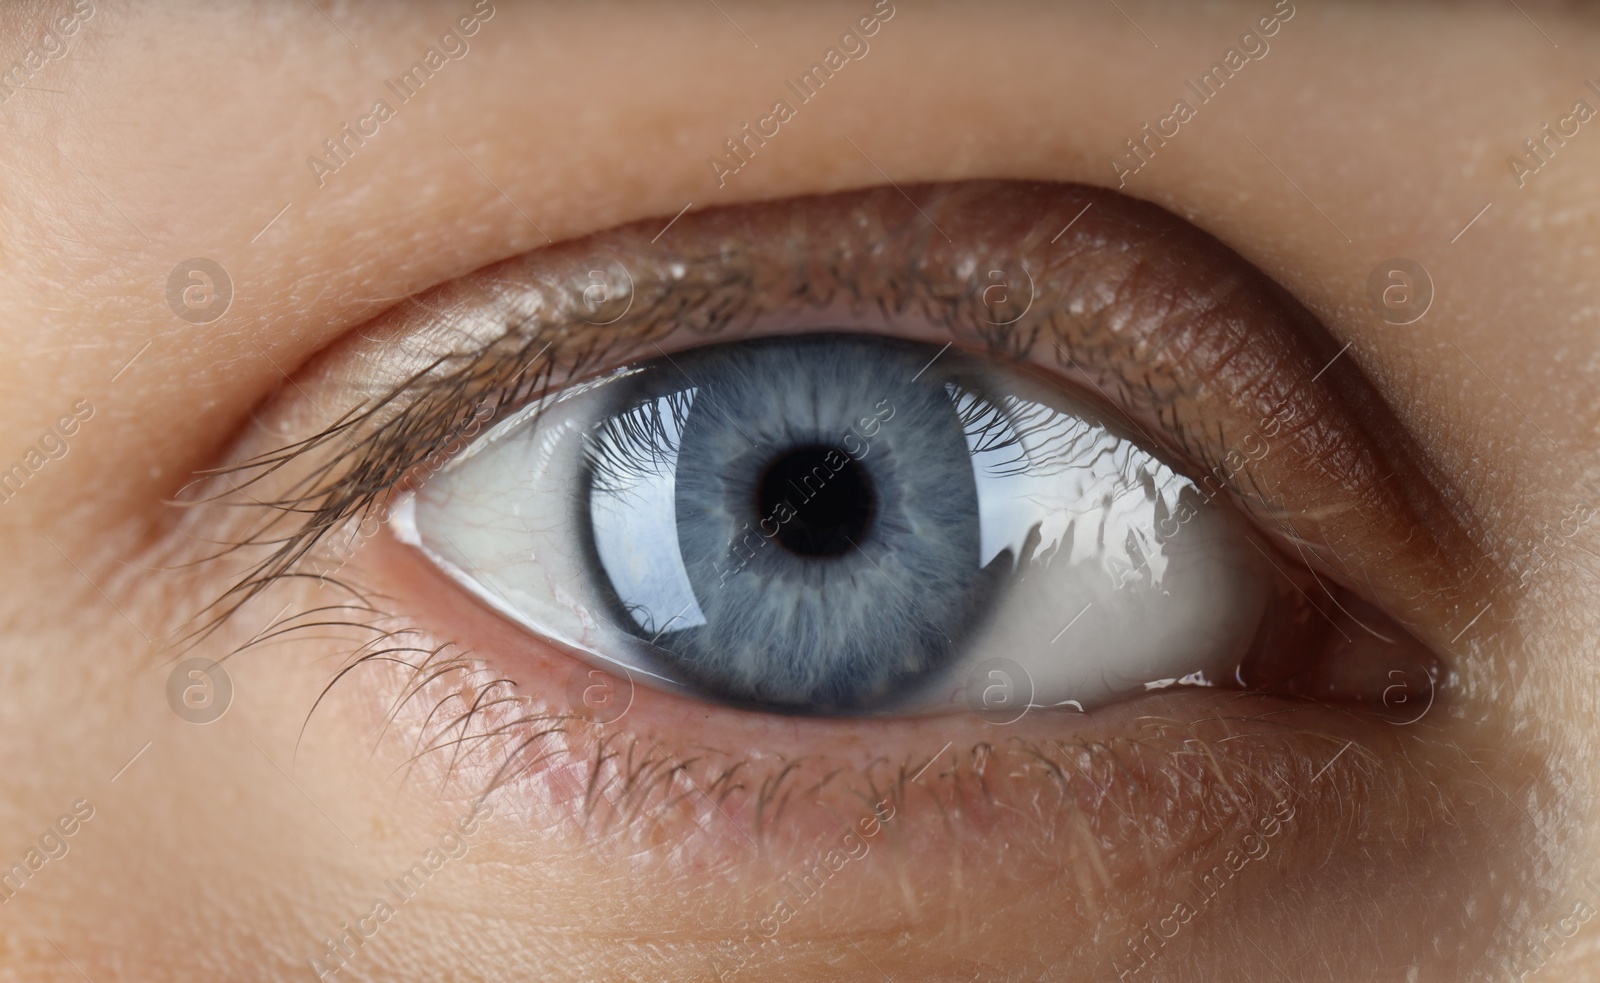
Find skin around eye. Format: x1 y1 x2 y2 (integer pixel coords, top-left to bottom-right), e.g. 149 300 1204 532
163 179 1502 978
398 332 1296 716
2 3 1597 980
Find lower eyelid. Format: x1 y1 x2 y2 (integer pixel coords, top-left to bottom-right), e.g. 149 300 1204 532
327 524 1463 962
359 516 1350 828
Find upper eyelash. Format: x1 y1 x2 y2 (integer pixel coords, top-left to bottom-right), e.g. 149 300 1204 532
183 189 1052 647
181 339 550 641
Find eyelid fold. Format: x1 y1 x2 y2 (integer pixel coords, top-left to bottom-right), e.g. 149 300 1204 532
201 180 1483 662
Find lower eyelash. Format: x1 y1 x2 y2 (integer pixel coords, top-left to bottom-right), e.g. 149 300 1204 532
271 576 1407 873
184 511 1490 979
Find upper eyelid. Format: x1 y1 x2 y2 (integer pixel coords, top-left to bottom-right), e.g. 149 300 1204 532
187 180 1488 644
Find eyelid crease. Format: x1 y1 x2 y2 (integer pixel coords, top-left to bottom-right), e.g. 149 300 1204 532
185 180 1485 664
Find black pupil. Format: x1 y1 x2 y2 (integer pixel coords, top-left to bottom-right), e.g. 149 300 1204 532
756 445 875 558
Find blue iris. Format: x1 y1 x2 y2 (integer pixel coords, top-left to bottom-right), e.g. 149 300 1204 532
579 335 1006 713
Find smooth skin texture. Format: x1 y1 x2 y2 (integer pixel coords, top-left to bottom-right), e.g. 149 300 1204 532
1 1 1598 980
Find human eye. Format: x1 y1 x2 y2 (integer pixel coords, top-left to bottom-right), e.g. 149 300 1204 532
402 329 1284 717
384 185 1445 723
402 329 1285 716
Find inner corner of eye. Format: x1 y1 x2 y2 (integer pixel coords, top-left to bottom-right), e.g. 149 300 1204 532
390 331 1418 720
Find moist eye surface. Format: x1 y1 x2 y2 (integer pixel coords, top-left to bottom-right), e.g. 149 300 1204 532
605 335 995 711
398 332 1285 716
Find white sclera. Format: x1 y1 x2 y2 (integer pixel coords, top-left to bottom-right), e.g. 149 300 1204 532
926 378 1271 713
391 368 684 686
